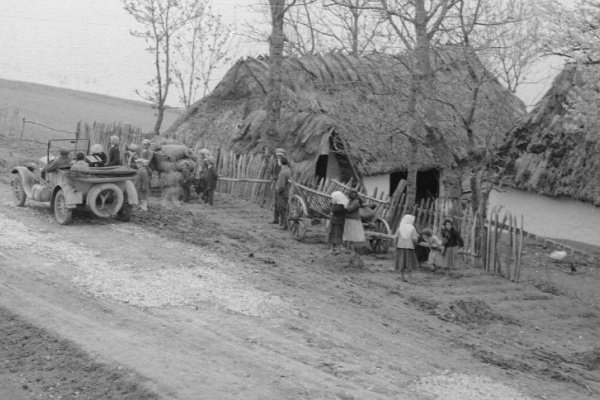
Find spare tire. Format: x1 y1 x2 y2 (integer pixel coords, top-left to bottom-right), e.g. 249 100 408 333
86 183 124 218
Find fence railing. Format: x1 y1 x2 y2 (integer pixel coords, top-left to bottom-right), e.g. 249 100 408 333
76 121 146 165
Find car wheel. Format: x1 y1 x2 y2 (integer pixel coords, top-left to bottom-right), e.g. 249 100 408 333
54 189 72 225
87 183 124 218
13 175 26 207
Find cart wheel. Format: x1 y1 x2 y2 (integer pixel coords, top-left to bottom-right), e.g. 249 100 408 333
288 194 308 240
117 203 133 222
87 183 124 218
54 189 72 225
13 175 26 207
369 217 391 254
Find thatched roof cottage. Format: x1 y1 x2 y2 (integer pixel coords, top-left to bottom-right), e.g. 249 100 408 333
498 64 600 206
166 50 525 199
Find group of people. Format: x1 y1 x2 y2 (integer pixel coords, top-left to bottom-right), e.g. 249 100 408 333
395 215 464 282
326 188 464 281
129 142 218 210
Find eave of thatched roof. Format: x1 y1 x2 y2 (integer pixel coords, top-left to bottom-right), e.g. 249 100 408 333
498 63 600 206
165 49 525 177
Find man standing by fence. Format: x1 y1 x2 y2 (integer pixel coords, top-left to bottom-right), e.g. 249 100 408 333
275 157 292 230
269 148 287 224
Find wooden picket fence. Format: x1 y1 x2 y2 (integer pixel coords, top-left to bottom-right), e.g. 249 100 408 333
76 121 147 165
202 147 530 281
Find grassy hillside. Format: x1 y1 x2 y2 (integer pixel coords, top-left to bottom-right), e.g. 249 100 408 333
0 79 182 143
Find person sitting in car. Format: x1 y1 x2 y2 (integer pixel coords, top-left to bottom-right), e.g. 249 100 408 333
70 152 90 172
43 148 72 173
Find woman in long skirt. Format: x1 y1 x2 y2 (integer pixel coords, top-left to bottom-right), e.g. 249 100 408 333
328 191 348 254
441 219 464 276
395 214 419 282
342 191 365 251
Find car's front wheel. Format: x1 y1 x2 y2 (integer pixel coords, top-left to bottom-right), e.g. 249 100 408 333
13 175 26 207
54 189 72 225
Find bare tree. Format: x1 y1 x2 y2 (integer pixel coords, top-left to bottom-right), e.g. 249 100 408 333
244 0 397 57
171 1 237 106
122 0 203 134
263 0 298 149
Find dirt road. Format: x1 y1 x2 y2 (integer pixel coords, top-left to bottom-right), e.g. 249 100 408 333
1 162 599 399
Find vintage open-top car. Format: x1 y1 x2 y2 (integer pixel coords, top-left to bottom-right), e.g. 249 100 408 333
12 138 139 225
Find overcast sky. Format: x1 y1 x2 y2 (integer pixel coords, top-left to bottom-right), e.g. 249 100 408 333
0 0 566 109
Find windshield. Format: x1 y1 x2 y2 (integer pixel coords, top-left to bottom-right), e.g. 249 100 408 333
47 139 90 160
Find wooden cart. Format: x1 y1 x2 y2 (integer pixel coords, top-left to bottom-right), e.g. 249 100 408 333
287 179 393 254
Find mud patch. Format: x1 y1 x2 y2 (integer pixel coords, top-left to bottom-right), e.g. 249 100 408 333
408 296 513 326
408 295 440 312
533 280 565 296
0 306 158 400
322 252 365 271
572 348 600 371
439 298 507 325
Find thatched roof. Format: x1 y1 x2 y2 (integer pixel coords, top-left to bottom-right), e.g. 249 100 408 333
498 63 600 206
166 49 525 177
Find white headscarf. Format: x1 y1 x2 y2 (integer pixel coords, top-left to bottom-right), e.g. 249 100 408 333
331 191 349 207
399 214 417 239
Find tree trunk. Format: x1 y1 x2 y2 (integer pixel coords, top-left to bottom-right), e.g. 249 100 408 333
414 0 433 82
153 106 165 136
264 0 287 149
406 137 418 205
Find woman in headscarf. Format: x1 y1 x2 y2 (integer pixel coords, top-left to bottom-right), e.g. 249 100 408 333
343 190 366 252
329 191 348 254
395 214 419 282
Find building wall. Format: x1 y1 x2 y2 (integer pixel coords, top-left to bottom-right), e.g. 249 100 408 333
363 174 390 198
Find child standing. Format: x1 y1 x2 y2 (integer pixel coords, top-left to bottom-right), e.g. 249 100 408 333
395 214 419 282
203 156 218 206
135 159 149 211
441 219 464 276
328 191 348 254
161 167 180 209
417 227 444 271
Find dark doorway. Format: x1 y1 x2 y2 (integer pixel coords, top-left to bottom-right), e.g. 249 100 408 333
416 169 439 202
315 154 328 181
390 171 408 195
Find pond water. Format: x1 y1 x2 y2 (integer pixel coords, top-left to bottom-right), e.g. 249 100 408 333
489 188 600 247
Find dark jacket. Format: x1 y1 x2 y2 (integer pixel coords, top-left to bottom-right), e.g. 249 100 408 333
43 155 71 173
107 145 121 166
275 165 292 196
180 169 192 186
345 199 361 220
270 161 282 181
204 167 218 190
330 204 346 225
442 228 464 248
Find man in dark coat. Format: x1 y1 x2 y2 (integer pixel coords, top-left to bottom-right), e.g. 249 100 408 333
269 148 286 224
203 156 218 206
42 148 72 178
106 135 121 166
275 156 292 230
